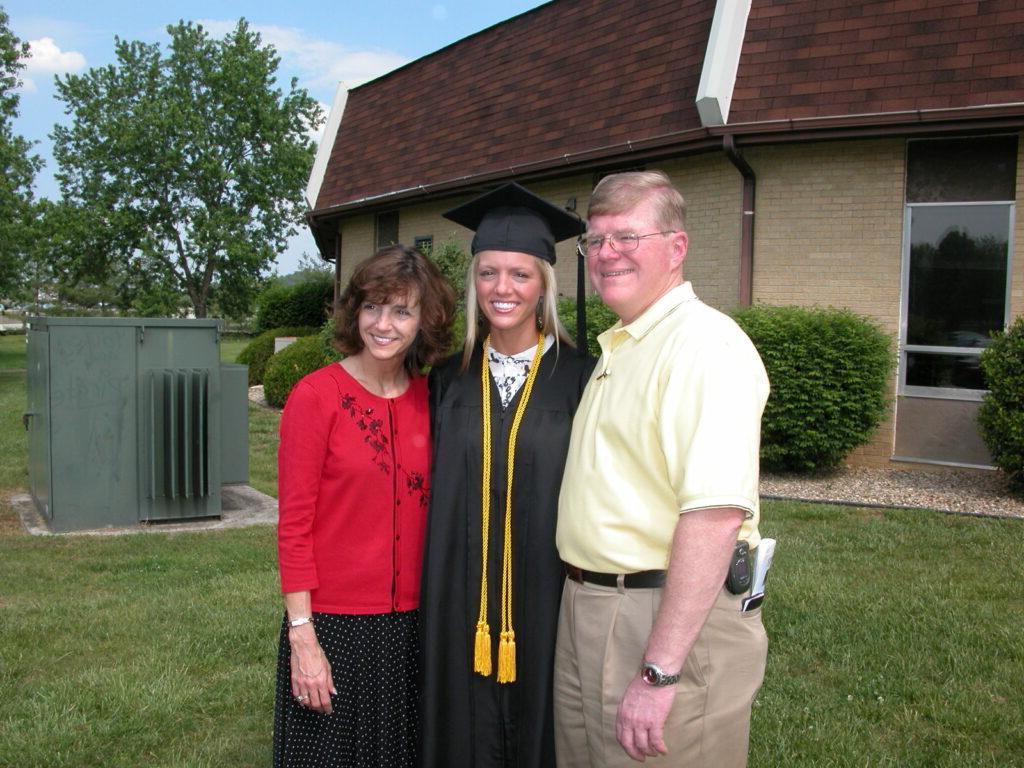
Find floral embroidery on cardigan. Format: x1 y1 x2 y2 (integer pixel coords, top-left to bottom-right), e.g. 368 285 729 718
339 392 429 508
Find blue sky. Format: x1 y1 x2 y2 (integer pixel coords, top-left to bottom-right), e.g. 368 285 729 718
5 0 549 274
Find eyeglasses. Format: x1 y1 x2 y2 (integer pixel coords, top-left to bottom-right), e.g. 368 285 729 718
577 231 679 258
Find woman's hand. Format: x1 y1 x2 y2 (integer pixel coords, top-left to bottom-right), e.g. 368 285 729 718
289 623 337 714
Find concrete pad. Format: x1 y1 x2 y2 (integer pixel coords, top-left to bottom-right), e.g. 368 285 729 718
12 484 278 536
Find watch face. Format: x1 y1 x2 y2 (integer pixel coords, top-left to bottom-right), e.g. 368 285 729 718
641 665 660 685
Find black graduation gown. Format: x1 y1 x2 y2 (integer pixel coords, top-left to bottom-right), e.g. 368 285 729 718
420 344 595 768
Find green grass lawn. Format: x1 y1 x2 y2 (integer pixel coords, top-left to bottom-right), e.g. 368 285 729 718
1 333 1022 766
219 333 251 365
0 331 26 369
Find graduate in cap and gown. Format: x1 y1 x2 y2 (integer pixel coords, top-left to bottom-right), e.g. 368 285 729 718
419 182 596 767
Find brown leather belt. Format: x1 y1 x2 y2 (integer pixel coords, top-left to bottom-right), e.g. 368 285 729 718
563 562 666 589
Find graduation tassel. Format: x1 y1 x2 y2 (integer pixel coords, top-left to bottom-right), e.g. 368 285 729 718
497 630 516 683
474 621 492 676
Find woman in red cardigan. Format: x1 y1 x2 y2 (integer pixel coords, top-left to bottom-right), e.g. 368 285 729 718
273 245 454 768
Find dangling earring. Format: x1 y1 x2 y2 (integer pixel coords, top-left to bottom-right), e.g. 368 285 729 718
536 296 545 331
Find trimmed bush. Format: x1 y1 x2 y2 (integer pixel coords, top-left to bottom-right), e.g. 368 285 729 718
264 336 328 407
557 294 620 358
732 304 893 473
979 317 1024 490
235 325 317 385
254 276 333 332
263 321 344 407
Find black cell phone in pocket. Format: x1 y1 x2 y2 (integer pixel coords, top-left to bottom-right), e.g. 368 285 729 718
725 541 751 595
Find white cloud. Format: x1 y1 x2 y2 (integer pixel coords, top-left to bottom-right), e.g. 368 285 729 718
197 20 408 92
20 37 87 91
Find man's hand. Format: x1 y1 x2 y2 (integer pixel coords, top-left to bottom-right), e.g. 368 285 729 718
615 675 677 761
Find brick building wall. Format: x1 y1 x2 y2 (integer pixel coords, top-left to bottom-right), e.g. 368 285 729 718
747 138 907 467
658 155 744 314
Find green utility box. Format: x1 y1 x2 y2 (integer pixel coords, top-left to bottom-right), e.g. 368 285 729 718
25 317 249 532
220 363 249 484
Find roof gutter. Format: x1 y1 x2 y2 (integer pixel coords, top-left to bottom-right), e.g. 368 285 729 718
722 134 755 307
710 103 1024 145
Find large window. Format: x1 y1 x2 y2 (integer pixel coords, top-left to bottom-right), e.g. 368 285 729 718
901 137 1017 399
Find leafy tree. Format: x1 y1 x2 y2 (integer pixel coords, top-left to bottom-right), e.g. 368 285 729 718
50 19 322 317
274 253 334 287
0 8 42 296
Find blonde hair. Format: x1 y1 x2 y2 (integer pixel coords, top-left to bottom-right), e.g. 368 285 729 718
461 254 573 370
588 170 686 232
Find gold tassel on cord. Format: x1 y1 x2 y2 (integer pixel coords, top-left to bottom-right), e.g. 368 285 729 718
497 630 517 683
474 621 492 677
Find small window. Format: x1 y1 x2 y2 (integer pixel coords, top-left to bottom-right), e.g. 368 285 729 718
375 211 399 249
414 236 434 255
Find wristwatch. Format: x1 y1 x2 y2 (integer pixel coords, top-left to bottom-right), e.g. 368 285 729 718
640 660 681 687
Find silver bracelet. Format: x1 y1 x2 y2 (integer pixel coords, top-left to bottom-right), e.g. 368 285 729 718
288 616 313 628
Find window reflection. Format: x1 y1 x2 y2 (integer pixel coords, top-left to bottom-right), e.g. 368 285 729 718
906 205 1009 348
905 352 986 390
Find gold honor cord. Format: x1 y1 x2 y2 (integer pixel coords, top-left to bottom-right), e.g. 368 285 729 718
474 334 545 683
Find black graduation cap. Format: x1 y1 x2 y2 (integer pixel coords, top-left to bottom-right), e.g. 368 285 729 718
442 181 585 264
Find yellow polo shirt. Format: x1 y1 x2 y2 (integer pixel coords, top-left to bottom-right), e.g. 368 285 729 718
556 282 769 573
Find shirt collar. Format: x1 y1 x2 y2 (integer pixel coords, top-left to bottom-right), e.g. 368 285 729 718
600 282 698 345
487 333 554 363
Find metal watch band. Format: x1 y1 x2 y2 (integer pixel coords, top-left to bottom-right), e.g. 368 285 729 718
641 661 681 686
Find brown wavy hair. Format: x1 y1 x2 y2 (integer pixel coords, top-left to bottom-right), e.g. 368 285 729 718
335 245 456 373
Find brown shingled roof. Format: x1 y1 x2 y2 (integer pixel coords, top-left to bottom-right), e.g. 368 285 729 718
312 0 1024 219
313 0 716 213
730 0 1024 124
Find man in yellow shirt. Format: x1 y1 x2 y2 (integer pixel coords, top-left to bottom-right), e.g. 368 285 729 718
555 170 769 767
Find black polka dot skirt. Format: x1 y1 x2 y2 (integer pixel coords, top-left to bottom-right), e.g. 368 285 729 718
273 610 420 767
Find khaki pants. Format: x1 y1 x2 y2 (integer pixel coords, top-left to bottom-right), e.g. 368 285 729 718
553 579 767 768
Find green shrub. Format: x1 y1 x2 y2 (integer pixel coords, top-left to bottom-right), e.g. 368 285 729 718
264 336 328 408
557 293 620 358
254 276 333 332
235 325 317 385
732 304 893 473
979 317 1024 490
316 317 344 366
449 310 467 355
431 236 471 311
